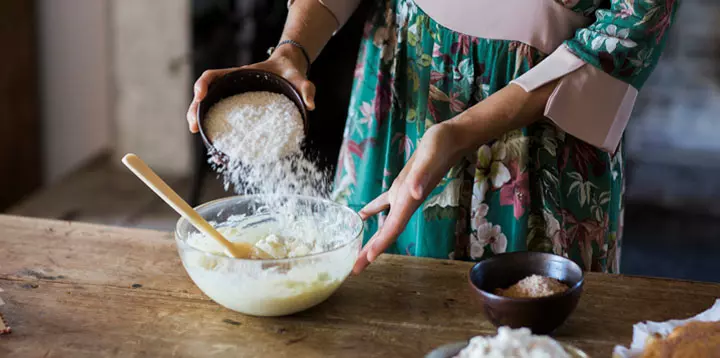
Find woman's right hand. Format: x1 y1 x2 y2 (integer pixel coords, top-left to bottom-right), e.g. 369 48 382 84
186 46 316 133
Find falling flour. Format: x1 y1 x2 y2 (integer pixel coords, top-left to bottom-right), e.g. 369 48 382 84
204 91 329 199
185 91 357 316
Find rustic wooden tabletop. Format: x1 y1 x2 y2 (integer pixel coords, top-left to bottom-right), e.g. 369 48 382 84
0 215 718 357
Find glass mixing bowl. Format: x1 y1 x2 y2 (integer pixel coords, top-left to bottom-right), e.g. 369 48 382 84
175 195 363 316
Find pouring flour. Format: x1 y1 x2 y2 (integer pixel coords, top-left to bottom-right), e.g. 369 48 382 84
202 90 329 199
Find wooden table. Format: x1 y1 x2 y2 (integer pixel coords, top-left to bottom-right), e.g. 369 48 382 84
0 215 718 357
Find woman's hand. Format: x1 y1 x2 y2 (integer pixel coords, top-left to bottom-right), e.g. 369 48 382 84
351 82 559 274
186 45 316 133
353 121 471 274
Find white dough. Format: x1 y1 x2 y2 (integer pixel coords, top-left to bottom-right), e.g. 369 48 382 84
454 327 570 358
253 234 314 259
180 216 356 316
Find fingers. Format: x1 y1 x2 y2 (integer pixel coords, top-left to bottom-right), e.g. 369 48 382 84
352 156 419 274
187 100 200 133
358 192 389 221
194 69 230 100
353 224 388 274
366 189 420 263
353 187 423 275
352 235 378 275
284 70 316 110
300 80 316 110
353 192 389 274
187 69 234 133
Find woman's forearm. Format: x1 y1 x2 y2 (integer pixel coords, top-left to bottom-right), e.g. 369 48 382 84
447 81 558 153
271 0 339 73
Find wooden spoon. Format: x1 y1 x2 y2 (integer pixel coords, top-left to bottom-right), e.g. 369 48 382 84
121 153 254 258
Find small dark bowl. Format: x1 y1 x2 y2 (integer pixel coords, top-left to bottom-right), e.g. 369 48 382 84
468 252 584 335
196 69 309 164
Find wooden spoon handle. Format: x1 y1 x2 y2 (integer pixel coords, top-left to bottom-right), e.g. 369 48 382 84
121 153 246 258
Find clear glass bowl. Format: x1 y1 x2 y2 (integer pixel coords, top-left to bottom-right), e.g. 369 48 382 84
175 195 363 316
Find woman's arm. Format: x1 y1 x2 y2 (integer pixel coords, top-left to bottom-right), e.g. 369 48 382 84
187 0 340 133
353 0 679 274
511 0 680 152
277 0 340 70
352 82 557 274
449 82 558 153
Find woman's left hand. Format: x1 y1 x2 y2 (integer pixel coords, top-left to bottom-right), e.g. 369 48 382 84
353 121 469 274
351 83 556 274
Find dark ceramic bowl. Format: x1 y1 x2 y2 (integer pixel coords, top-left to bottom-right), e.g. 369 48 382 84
196 69 309 164
468 252 584 334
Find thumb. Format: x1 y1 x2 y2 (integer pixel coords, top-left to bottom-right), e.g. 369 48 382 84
284 70 316 111
299 80 316 110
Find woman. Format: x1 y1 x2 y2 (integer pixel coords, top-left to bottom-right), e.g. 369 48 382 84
187 0 678 275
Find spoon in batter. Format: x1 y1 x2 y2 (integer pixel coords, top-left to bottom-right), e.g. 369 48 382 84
122 153 255 259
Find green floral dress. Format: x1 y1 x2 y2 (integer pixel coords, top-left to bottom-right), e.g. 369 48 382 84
332 0 678 272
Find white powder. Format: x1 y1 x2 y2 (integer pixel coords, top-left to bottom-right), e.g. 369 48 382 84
205 91 330 200
454 327 570 358
205 91 304 164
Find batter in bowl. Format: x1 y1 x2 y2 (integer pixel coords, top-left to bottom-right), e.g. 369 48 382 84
180 214 355 316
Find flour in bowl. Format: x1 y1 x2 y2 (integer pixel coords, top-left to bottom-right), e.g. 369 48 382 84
205 91 304 164
495 275 569 298
204 90 329 200
454 327 570 358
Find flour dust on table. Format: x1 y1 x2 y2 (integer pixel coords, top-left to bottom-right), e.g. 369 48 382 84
205 91 330 201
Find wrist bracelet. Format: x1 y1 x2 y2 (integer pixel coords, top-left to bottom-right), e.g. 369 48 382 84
267 40 311 75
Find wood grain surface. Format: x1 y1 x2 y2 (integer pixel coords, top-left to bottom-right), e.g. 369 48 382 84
1 215 718 357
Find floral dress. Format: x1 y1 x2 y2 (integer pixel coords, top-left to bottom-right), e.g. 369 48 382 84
332 0 678 273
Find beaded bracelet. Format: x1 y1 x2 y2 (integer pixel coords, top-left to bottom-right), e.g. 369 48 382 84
267 40 311 75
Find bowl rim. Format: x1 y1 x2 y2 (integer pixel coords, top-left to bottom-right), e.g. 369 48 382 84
468 251 585 303
196 68 309 160
174 194 364 263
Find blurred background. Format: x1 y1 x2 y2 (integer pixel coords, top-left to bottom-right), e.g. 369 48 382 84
1 0 718 282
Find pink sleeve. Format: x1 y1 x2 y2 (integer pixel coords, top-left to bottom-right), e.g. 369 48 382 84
319 0 362 29
511 45 638 153
288 0 362 30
